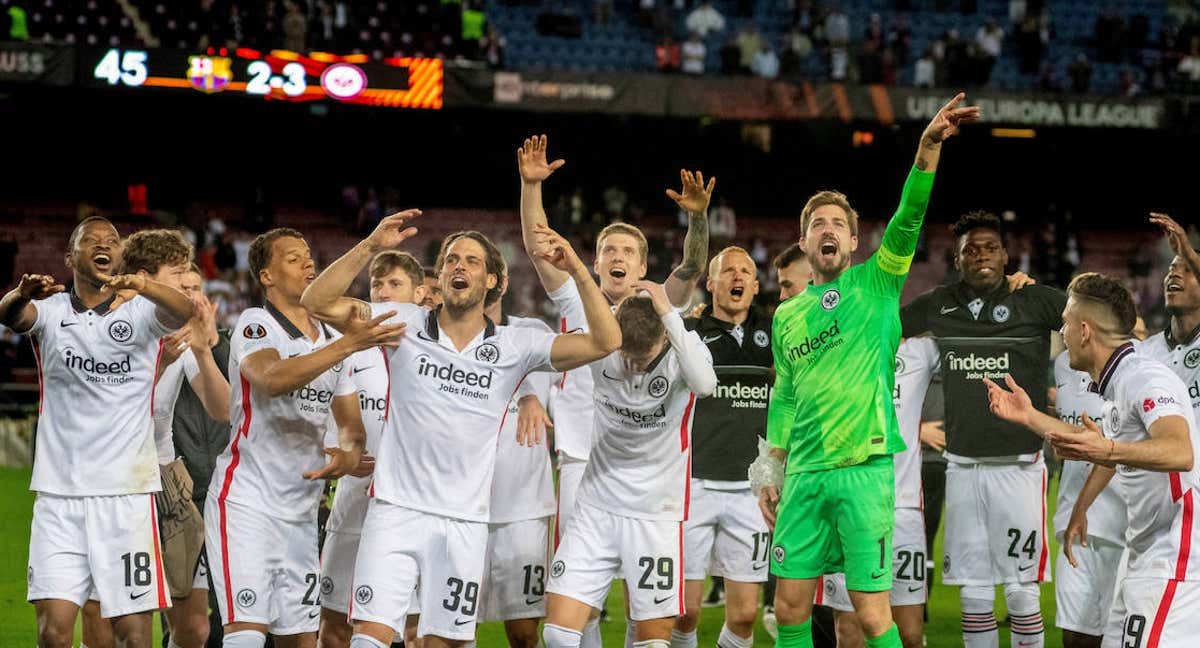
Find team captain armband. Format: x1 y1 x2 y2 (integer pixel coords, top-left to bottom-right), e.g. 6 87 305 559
748 438 785 495
875 246 914 276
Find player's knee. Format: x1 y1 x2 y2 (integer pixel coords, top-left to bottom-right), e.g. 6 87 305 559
543 623 583 648
504 623 540 648
675 604 700 631
853 607 892 638
320 617 353 648
771 596 812 625
38 623 75 648
725 599 757 632
1003 581 1040 613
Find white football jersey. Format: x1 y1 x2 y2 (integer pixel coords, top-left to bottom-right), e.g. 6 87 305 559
546 281 596 461
153 347 199 463
577 311 716 521
489 316 557 524
211 304 355 521
893 338 938 510
1052 351 1127 545
1095 343 1200 580
369 302 557 523
1140 329 1200 412
325 346 390 534
29 292 173 496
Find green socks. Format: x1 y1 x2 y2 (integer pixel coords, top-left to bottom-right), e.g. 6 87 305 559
776 620 813 648
865 624 902 648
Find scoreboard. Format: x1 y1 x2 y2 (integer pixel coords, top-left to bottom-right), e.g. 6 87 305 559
82 46 443 109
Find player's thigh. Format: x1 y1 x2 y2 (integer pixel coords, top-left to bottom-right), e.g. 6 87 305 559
889 509 928 608
1054 539 1122 636
88 493 171 619
28 494 91 610
348 501 423 635
833 457 894 593
415 514 489 642
982 462 1050 583
1113 578 1200 648
479 516 552 624
319 529 362 615
682 484 719 581
772 472 836 580
271 516 322 636
712 488 771 583
204 496 280 627
617 516 684 622
546 504 620 616
942 464 991 585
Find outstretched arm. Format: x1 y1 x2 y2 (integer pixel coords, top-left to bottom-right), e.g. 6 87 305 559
664 170 716 307
517 135 571 293
1151 213 1200 279
0 274 64 333
103 273 194 329
301 209 421 328
632 280 717 397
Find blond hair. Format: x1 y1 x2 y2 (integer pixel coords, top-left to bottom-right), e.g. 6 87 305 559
800 191 859 237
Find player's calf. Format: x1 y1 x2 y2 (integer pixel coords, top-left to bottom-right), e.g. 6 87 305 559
722 580 759 639
319 607 354 648
166 589 212 648
34 599 79 648
890 605 924 648
673 580 703 633
110 611 155 648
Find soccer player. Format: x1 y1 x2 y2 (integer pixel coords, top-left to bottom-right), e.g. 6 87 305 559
204 227 398 648
2 216 195 648
671 246 773 648
542 280 718 648
319 250 427 648
754 93 978 648
773 244 813 302
820 336 938 648
899 210 1066 648
985 272 1200 648
300 214 621 648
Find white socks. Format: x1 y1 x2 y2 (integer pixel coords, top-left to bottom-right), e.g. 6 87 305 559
1005 582 1045 648
669 629 697 648
716 624 753 648
624 620 637 648
632 641 670 648
960 586 999 648
544 623 584 648
349 634 389 648
223 630 266 648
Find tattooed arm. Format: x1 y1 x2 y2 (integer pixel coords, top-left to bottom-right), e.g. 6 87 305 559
664 169 716 308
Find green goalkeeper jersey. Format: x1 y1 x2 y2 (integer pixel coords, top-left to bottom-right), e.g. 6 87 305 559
768 166 935 473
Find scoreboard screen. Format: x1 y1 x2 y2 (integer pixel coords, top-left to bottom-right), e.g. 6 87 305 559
83 47 443 109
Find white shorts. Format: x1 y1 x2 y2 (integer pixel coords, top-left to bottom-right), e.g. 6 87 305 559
480 516 552 623
28 493 170 618
683 483 770 583
1101 578 1200 648
1054 537 1123 636
203 496 320 635
349 499 487 641
822 508 927 611
193 546 210 591
320 529 362 615
547 502 683 622
555 455 587 548
943 461 1050 585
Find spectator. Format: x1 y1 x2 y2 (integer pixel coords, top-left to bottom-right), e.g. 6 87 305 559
1178 35 1200 82
786 24 814 60
889 14 912 65
864 12 885 51
282 0 306 52
461 3 487 45
7 1 28 41
685 0 726 38
1037 61 1061 92
1009 0 1026 22
751 44 780 78
780 44 804 79
682 31 706 74
859 40 884 83
1068 52 1093 93
943 29 970 86
793 0 818 35
974 17 1003 79
1095 6 1125 63
719 36 741 75
824 3 850 46
914 47 936 87
656 35 681 72
1016 14 1044 74
712 198 737 241
603 185 628 219
482 25 506 69
736 23 765 73
312 1 336 49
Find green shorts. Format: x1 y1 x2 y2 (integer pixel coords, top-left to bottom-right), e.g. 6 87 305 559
770 454 895 592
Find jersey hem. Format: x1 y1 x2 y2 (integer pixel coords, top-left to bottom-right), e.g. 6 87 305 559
579 497 685 523
372 496 490 524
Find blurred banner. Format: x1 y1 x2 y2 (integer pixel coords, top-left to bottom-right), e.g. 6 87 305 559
0 42 75 85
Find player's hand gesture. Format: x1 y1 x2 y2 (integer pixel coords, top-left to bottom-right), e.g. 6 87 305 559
630 280 673 316
1006 271 1036 293
1049 414 1110 464
919 420 947 451
159 328 191 371
303 447 365 481
98 273 146 310
16 273 65 300
1151 213 1191 256
531 223 584 274
517 134 566 185
340 310 406 353
921 93 981 144
758 485 780 530
665 169 716 215
366 209 422 252
982 375 1034 428
516 394 553 447
349 453 376 478
188 294 220 351
1062 500 1090 568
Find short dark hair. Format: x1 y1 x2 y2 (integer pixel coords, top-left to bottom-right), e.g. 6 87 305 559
68 216 116 250
773 242 806 270
423 268 438 280
952 210 1005 242
436 230 507 307
248 227 305 286
616 296 665 358
120 229 194 275
1067 272 1137 337
370 251 424 287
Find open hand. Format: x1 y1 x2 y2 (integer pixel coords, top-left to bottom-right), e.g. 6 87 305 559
531 223 583 273
1007 271 1036 293
517 134 566 184
1062 502 1090 568
922 93 981 144
303 447 365 481
188 294 220 350
982 375 1034 427
1050 414 1110 463
16 274 65 300
758 485 780 530
1151 213 1189 256
516 394 553 447
340 310 407 353
629 280 673 316
665 169 716 215
367 209 422 251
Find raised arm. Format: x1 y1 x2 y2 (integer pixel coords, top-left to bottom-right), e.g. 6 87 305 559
0 274 64 333
913 92 980 173
103 273 194 329
533 224 622 370
664 169 716 307
517 135 571 293
1151 212 1200 279
632 279 716 397
301 209 421 328
766 312 797 451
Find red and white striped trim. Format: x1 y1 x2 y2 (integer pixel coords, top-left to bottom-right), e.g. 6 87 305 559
1037 466 1049 581
680 393 695 521
148 494 169 608
676 521 685 616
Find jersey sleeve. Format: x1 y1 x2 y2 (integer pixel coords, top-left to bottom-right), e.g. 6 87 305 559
864 167 936 295
232 310 285 362
1131 375 1191 432
333 361 356 397
180 347 201 381
547 280 587 333
28 295 60 336
900 290 934 337
519 328 558 374
767 309 797 449
910 337 940 380
663 311 716 397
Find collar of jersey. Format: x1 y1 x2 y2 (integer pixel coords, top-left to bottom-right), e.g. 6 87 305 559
1089 341 1136 395
1164 320 1200 348
264 300 331 341
70 288 116 315
953 279 1008 306
423 305 497 342
697 305 763 334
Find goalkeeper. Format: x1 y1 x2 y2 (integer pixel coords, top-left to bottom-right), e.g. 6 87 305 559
750 93 978 648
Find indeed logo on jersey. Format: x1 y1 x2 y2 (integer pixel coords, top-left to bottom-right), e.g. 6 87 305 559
712 381 770 409
416 354 494 401
785 321 844 365
289 385 336 415
945 351 1010 380
63 348 135 385
358 390 387 413
600 398 667 427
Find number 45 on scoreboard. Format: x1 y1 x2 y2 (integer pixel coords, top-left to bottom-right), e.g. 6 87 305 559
93 48 148 87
